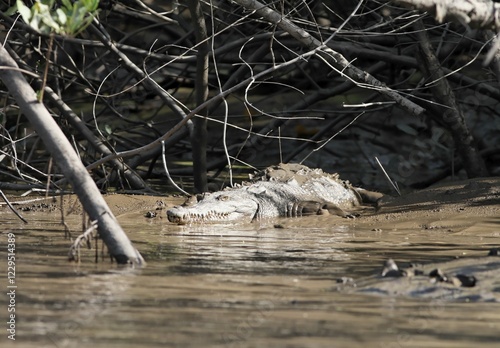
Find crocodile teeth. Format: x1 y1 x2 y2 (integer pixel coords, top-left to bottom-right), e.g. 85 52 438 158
182 211 230 223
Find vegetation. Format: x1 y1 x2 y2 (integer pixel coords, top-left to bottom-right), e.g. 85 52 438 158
13 0 99 36
0 0 498 199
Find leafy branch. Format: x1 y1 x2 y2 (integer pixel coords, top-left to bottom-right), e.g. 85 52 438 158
12 0 99 36
8 0 99 101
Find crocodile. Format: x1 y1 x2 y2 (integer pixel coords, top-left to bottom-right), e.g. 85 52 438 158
167 163 381 225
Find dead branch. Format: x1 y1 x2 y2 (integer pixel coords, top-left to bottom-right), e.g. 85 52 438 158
88 20 190 121
413 19 488 177
187 0 209 192
0 44 144 265
0 190 28 223
68 220 98 263
232 0 425 117
6 47 149 190
1 1 497 192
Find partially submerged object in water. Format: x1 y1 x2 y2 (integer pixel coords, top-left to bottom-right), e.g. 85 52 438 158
337 250 500 302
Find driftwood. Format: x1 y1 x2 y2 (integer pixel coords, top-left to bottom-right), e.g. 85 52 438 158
0 43 144 265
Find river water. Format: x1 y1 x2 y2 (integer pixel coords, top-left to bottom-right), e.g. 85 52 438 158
1 207 499 348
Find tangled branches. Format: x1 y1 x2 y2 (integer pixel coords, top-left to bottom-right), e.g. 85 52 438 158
0 0 498 195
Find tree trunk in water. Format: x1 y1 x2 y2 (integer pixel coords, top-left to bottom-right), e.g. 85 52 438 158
0 43 144 265
413 20 488 178
187 0 209 193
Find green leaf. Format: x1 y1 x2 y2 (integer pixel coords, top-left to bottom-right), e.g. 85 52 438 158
61 0 73 11
82 0 99 12
29 13 42 32
14 0 99 36
16 0 32 23
39 10 61 32
39 0 55 7
4 4 19 17
55 8 67 25
104 124 113 136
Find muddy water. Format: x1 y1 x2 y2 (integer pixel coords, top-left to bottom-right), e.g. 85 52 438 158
1 208 500 348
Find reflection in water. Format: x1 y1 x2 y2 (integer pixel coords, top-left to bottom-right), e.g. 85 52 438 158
1 213 499 348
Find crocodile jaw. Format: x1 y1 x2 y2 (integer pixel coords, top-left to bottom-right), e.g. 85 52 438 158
167 200 259 225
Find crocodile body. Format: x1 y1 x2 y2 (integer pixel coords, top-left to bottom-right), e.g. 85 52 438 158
167 163 377 225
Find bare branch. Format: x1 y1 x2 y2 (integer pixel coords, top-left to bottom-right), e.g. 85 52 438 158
0 44 144 265
232 0 425 116
413 19 487 177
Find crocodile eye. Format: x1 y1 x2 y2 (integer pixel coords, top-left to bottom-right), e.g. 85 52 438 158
216 195 229 201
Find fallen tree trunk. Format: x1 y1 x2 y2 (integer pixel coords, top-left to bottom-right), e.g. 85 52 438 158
0 43 144 265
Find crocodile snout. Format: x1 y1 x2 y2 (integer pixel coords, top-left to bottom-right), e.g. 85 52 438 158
166 207 186 225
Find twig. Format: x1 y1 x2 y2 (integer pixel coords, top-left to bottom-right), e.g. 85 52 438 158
38 33 53 102
0 195 58 205
233 0 425 116
375 157 401 196
60 190 71 239
161 140 190 195
278 126 282 163
89 20 189 121
68 220 98 263
132 0 178 24
45 157 53 200
83 38 329 172
300 112 365 163
0 190 28 223
210 7 233 187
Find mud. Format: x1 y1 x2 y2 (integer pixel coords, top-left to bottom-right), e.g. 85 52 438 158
331 176 500 236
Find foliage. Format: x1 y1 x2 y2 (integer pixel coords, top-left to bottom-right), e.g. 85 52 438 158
12 0 99 36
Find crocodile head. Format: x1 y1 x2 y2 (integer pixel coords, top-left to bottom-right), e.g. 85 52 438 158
167 189 259 225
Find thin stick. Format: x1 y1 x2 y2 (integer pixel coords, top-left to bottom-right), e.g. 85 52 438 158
0 195 57 204
59 190 71 239
45 157 52 200
278 126 283 163
300 112 364 163
0 190 28 223
93 217 98 263
375 157 401 196
38 33 53 102
68 220 98 263
161 140 190 195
